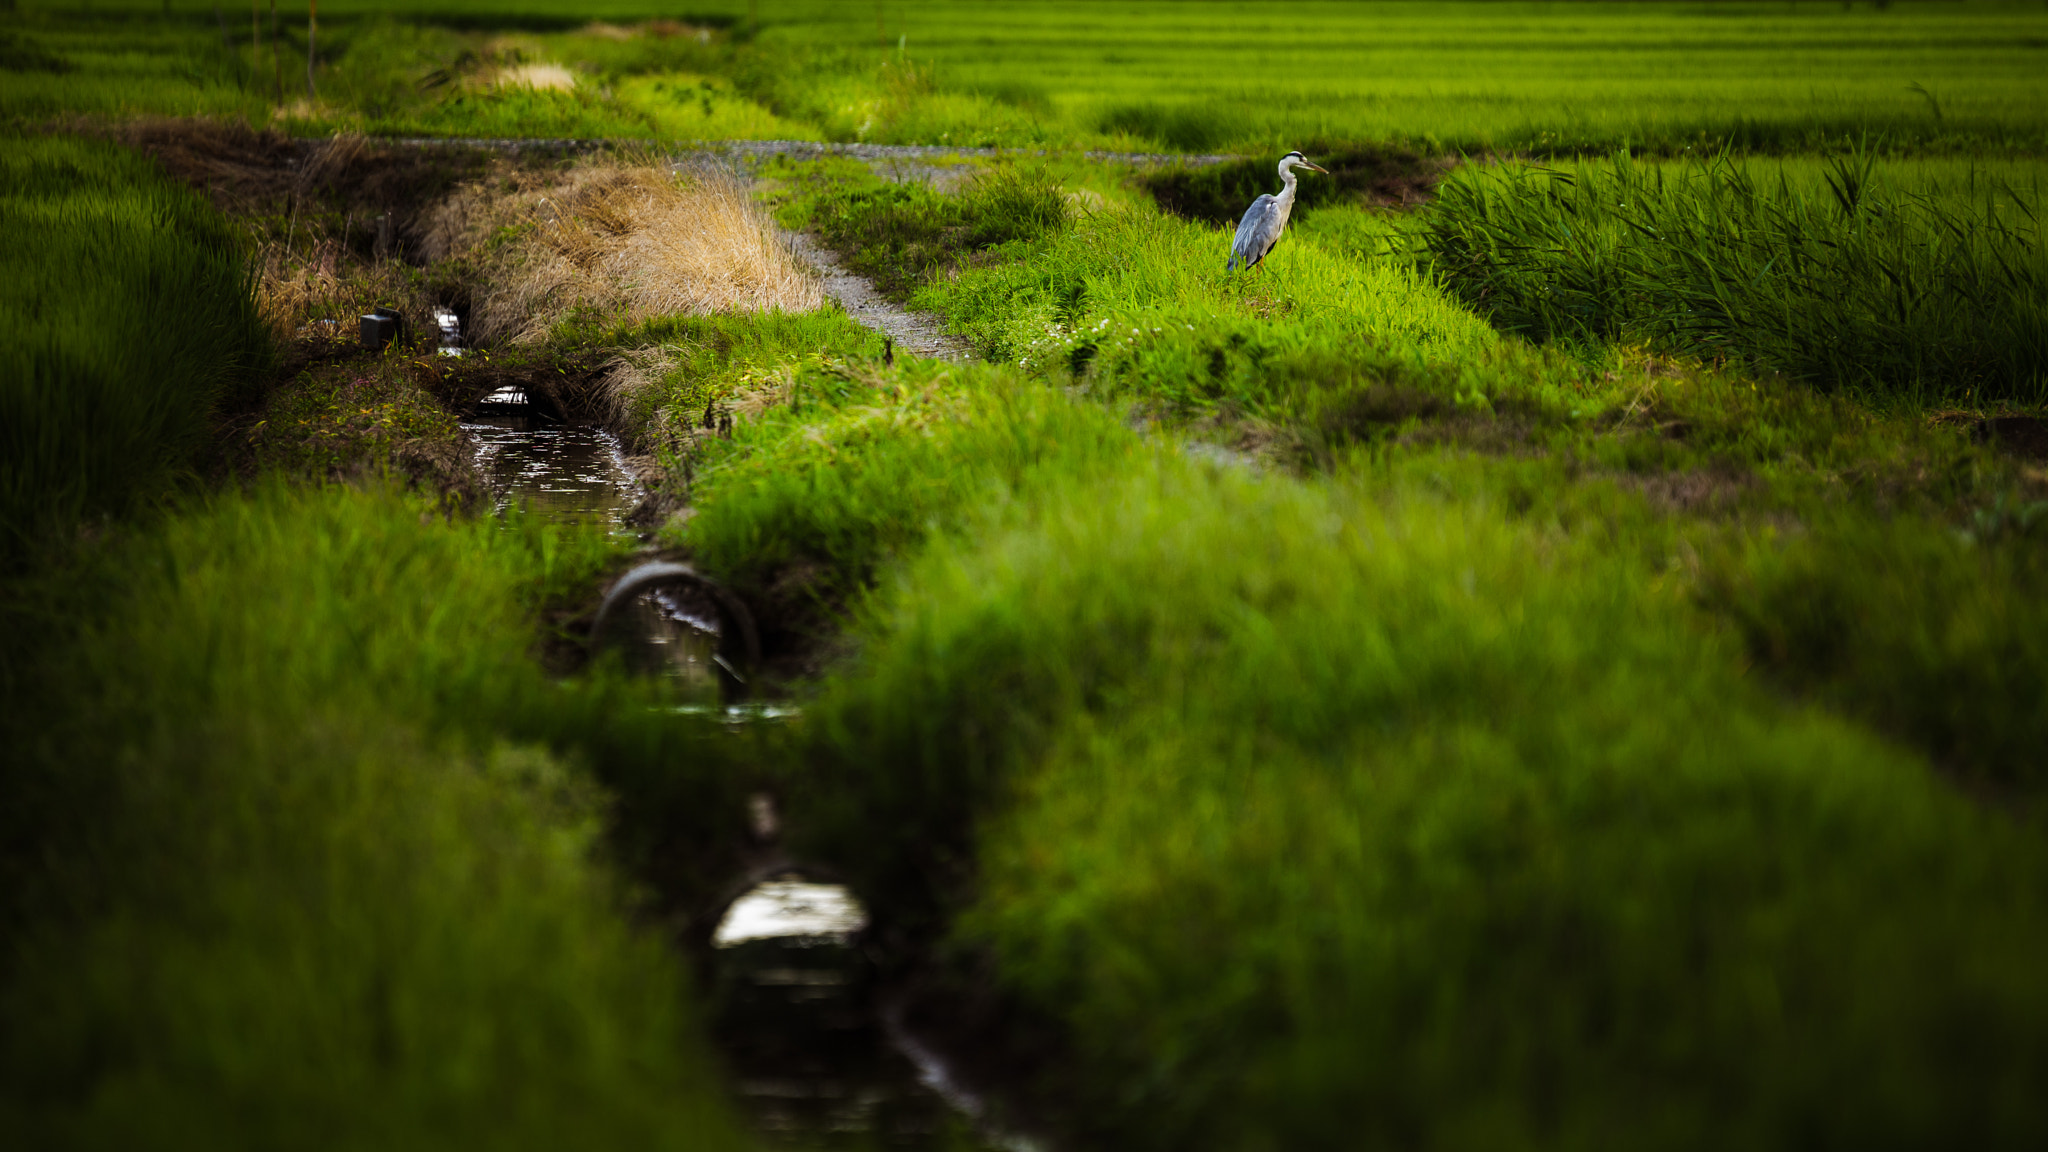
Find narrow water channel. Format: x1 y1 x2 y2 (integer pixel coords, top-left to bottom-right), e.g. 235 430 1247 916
461 406 1014 1151
466 414 641 527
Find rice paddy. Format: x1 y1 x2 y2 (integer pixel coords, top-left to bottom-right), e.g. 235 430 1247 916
9 2 2048 154
6 1 2048 1149
1426 150 2048 403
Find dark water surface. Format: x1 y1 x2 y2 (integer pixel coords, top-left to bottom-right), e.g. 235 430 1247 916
466 414 642 527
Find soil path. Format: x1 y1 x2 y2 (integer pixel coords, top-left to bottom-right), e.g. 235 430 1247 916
778 229 974 362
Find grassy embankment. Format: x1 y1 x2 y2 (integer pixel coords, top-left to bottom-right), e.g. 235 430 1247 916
620 136 2048 1146
0 132 766 1146
780 146 2048 776
809 451 2048 1149
7 1 2048 156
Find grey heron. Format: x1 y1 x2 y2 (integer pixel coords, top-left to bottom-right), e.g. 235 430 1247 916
1226 151 1329 272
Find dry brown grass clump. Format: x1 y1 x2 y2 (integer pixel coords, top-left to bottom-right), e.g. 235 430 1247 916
453 164 822 345
121 126 818 352
256 243 441 343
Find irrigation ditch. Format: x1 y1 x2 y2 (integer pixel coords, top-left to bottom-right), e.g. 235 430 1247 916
121 121 1080 1148
458 380 1022 1149
444 233 1051 1152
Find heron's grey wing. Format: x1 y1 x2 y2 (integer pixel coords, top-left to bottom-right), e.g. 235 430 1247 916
1229 194 1279 270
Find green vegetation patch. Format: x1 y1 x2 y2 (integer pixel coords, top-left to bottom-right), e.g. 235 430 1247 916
672 352 1142 652
0 131 269 570
1703 508 2048 790
801 164 1073 299
244 351 478 504
797 452 2048 1149
0 482 753 1149
791 161 1550 448
11 2 2048 156
795 149 2043 515
1427 151 2048 405
580 306 884 439
731 0 2048 155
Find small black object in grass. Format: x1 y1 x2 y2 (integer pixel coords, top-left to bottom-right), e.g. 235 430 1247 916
360 306 404 352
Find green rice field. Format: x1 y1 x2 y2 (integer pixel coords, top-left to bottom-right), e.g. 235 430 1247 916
8 1 2048 153
6 1 2048 1149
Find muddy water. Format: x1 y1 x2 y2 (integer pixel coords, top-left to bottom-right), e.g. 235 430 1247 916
463 411 1012 1151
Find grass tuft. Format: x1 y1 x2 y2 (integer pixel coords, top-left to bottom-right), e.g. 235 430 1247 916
462 162 822 345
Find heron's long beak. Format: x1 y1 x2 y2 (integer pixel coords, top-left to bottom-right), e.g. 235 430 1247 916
1304 162 1330 175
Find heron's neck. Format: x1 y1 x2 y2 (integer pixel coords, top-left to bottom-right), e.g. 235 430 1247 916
1277 165 1299 206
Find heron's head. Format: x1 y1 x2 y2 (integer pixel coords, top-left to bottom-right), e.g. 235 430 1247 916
1280 150 1330 176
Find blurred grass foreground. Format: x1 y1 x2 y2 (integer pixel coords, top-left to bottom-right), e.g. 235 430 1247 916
0 133 756 1147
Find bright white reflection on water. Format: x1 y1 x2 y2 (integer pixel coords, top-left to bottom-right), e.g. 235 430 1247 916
433 306 464 357
713 882 870 948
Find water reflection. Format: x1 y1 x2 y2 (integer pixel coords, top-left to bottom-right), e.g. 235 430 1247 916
713 874 1001 1150
601 582 727 707
464 414 640 527
715 882 869 948
463 414 725 702
433 306 463 357
669 702 805 722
